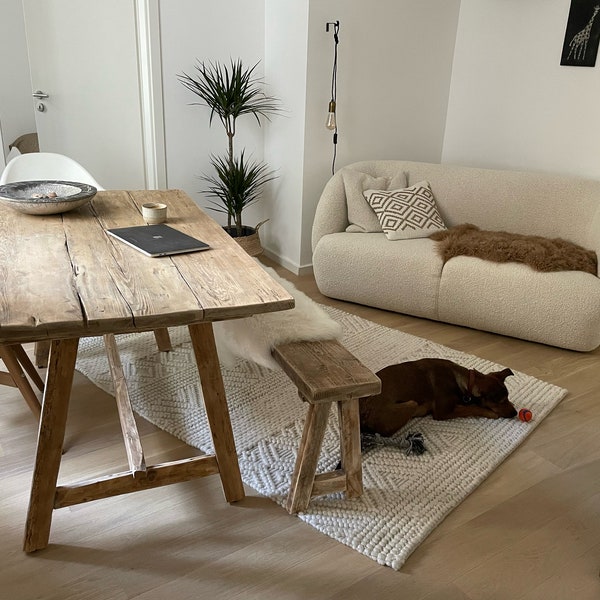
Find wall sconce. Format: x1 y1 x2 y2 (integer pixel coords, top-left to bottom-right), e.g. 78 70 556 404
326 20 340 174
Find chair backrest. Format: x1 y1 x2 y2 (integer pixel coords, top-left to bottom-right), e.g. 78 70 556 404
0 152 104 190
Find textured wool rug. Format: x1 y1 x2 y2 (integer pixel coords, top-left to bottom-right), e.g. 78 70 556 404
75 307 567 570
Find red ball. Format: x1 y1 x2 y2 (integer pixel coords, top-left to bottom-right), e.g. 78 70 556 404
518 408 532 422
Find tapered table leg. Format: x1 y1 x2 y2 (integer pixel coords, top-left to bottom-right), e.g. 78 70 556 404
188 322 244 503
23 338 79 552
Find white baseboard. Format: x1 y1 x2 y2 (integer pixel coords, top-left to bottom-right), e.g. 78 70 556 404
262 247 314 277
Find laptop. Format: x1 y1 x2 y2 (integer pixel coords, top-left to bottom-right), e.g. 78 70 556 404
106 224 210 257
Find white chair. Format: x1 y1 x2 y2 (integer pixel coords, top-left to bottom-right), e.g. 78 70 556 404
0 151 105 190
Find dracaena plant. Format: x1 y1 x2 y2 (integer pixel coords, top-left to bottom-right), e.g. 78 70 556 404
178 59 280 236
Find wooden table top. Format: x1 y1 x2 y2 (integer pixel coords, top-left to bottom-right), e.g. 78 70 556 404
0 189 295 344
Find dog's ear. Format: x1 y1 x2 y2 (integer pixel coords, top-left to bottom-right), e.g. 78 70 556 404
489 368 514 382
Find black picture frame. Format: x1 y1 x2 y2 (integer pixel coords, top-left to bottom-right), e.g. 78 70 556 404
561 0 600 66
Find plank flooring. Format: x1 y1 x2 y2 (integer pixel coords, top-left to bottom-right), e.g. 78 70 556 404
1 259 599 599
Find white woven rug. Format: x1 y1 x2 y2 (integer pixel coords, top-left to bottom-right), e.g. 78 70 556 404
75 307 567 570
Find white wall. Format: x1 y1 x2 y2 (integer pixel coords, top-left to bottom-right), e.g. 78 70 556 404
0 0 36 158
443 0 600 179
159 0 267 228
262 0 309 272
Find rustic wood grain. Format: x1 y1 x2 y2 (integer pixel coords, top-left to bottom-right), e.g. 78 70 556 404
0 208 84 342
0 344 42 418
23 337 79 552
0 190 294 343
188 322 244 503
337 398 363 498
0 190 295 552
272 339 381 402
12 344 45 390
54 456 220 508
273 339 380 513
285 402 332 513
153 327 172 352
104 334 146 477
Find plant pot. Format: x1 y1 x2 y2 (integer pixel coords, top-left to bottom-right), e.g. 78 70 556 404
223 219 268 257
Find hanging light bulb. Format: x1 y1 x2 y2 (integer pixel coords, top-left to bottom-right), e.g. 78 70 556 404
326 99 336 130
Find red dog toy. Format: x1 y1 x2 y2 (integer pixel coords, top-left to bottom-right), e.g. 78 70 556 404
518 408 533 422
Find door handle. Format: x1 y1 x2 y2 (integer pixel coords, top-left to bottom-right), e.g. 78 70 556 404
32 90 49 99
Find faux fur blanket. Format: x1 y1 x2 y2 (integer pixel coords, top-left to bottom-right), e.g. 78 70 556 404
213 263 342 370
430 224 597 275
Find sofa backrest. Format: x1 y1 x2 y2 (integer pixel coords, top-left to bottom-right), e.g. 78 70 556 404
316 160 600 256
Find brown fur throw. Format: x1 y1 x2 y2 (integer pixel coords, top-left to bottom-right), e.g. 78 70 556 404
430 224 597 275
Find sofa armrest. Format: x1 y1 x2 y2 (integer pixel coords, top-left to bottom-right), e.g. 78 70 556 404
312 171 348 252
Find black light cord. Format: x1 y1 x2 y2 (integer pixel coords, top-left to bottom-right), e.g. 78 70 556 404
326 20 340 174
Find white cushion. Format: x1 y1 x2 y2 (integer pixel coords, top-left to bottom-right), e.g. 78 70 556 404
364 181 446 240
341 168 407 233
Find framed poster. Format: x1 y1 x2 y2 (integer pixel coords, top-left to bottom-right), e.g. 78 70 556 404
561 1 600 66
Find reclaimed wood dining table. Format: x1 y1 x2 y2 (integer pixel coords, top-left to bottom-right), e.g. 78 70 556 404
0 189 294 552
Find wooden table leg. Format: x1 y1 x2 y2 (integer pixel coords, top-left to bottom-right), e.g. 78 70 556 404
0 345 42 419
34 340 51 368
188 322 244 503
23 338 79 553
153 328 172 352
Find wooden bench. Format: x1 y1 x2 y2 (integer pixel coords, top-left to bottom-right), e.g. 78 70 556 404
272 339 381 513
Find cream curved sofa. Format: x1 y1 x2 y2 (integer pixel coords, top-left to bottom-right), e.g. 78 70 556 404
312 160 600 352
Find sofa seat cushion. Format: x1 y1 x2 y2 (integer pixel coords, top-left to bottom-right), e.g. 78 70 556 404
438 256 600 351
313 233 443 319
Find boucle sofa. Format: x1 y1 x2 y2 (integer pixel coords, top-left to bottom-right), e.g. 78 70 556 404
312 160 600 352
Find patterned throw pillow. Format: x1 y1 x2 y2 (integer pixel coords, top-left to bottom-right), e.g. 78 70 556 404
364 181 446 240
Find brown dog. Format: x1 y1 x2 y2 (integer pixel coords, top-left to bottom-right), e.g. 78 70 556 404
359 358 517 437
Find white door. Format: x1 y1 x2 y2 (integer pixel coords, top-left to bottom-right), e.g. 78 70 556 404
22 0 147 189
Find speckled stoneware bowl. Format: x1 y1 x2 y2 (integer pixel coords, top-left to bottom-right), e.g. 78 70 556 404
0 180 97 215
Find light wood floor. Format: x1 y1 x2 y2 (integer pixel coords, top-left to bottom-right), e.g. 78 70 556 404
2 261 600 599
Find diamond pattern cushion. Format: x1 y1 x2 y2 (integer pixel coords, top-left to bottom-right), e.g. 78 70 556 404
364 181 447 240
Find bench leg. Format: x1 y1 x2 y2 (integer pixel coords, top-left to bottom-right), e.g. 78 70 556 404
338 398 363 498
285 401 331 514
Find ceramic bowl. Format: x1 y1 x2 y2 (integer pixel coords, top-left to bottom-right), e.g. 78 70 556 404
0 180 97 215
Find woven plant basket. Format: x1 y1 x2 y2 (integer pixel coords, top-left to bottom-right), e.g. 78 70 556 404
224 220 268 257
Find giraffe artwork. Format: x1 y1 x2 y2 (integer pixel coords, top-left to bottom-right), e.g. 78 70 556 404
561 0 600 66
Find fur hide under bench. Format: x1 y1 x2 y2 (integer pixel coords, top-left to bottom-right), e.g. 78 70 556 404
213 264 342 370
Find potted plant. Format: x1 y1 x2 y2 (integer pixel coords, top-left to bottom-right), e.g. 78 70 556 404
178 59 280 255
